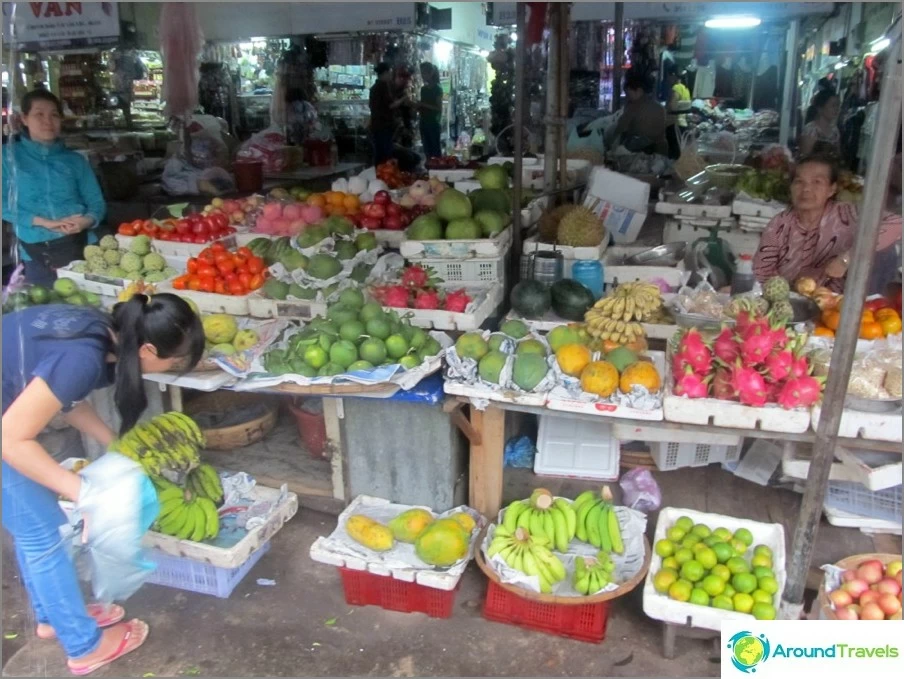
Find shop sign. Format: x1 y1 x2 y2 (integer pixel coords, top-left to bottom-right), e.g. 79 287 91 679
2 1 120 50
288 2 416 34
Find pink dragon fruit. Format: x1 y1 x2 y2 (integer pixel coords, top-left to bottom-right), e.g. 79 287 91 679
713 327 740 364
769 325 790 351
776 375 825 409
735 309 771 340
373 285 410 308
711 367 738 401
739 328 773 367
789 354 811 380
672 329 714 375
443 289 471 313
762 348 795 383
401 265 430 289
673 367 710 398
413 289 441 310
730 364 769 407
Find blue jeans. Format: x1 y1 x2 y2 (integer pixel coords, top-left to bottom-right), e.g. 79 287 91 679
2 461 101 658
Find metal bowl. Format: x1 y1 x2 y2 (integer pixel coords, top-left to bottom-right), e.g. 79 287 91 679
844 395 903 413
704 163 748 190
789 293 821 324
626 243 688 267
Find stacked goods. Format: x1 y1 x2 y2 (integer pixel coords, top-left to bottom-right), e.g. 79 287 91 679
70 236 177 283
456 321 551 393
670 305 824 410
152 465 223 541
406 188 511 241
370 264 472 313
584 282 663 349
262 298 444 377
509 280 596 324
355 191 414 232
2 278 101 313
799 282 904 340
556 342 662 400
117 213 236 244
486 526 567 593
825 558 902 620
108 411 204 476
509 280 552 319
201 313 260 358
398 178 448 210
201 195 266 226
251 201 325 237
170 244 268 296
574 552 617 595
501 489 577 552
376 159 418 189
651 516 780 620
345 508 474 566
736 149 792 204
725 277 793 325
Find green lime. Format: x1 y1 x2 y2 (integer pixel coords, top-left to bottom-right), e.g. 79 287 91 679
696 547 718 570
674 548 694 566
732 592 755 614
399 354 421 370
689 588 710 607
733 528 754 547
653 568 679 594
731 572 757 594
318 333 335 352
712 542 734 564
358 302 384 323
666 526 687 543
711 564 732 582
751 554 773 570
731 538 749 555
692 542 710 554
348 360 375 372
753 544 773 559
408 327 428 350
317 362 344 377
303 345 329 369
701 574 726 597
726 556 750 575
359 338 387 365
751 589 773 605
385 334 409 359
681 534 701 549
751 602 776 620
655 539 675 559
662 556 680 571
757 576 779 595
713 527 732 542
691 524 712 539
680 560 705 583
289 359 317 378
712 595 734 611
365 317 391 340
703 535 722 547
668 579 693 602
329 339 359 369
675 516 694 533
753 566 774 580
722 583 737 598
339 320 366 343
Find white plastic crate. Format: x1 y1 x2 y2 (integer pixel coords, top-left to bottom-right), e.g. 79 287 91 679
534 414 620 481
116 233 237 257
400 226 512 260
421 256 505 283
824 482 901 523
649 440 741 471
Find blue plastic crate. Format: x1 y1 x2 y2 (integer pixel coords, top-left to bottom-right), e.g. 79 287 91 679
146 541 271 598
824 482 902 523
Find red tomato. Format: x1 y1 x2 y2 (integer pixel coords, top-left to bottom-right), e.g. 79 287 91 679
157 232 171 241
865 297 891 312
233 254 248 270
119 223 137 236
186 258 199 274
224 272 238 285
228 280 246 296
246 257 264 275
197 264 218 278
217 259 236 276
214 279 227 295
175 220 192 235
187 275 202 291
248 274 264 291
130 219 144 231
192 220 209 236
212 213 229 230
172 276 188 290
236 246 254 259
198 276 216 293
237 272 252 288
210 241 226 253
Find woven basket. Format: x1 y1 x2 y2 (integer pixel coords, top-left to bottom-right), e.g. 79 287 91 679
475 525 651 605
815 552 900 620
183 391 278 450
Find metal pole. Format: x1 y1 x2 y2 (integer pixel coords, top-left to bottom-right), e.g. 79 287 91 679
613 2 625 111
509 3 527 291
558 3 571 193
780 24 902 620
779 20 800 148
544 3 560 194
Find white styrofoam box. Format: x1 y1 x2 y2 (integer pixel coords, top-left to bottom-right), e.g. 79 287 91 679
142 369 237 392
823 482 901 523
731 198 787 219
485 156 591 190
428 168 476 182
419 256 505 283
155 282 253 316
371 230 406 249
400 225 512 260
534 414 620 481
453 179 482 194
400 284 503 331
116 233 237 258
583 167 651 244
649 440 742 471
247 293 327 321
56 255 186 298
662 219 761 258
604 245 685 290
522 235 608 263
781 446 902 492
823 506 902 535
443 379 548 408
487 156 541 167
612 423 740 446
654 201 732 220
642 507 786 632
663 389 811 433
810 404 903 443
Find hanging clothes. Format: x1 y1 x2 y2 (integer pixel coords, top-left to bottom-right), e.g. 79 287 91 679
693 62 716 99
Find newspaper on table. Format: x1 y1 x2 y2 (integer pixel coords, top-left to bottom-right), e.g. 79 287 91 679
211 318 293 377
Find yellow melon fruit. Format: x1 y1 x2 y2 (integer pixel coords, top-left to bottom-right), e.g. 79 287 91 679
415 519 470 566
619 360 662 394
580 361 619 398
556 343 592 377
387 508 435 543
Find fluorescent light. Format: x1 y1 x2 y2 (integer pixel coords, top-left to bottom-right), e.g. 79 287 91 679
433 39 453 63
479 49 490 58
834 60 847 70
705 16 761 29
510 32 518 42
870 37 890 53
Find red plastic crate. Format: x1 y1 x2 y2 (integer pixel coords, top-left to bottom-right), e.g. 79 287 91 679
338 568 459 619
483 580 610 643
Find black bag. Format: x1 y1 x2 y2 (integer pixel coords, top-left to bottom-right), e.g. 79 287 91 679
19 232 88 271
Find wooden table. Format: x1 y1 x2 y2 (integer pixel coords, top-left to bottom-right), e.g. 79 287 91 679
450 397 903 520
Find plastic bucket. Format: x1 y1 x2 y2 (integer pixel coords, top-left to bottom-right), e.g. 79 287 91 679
288 398 328 459
233 160 263 192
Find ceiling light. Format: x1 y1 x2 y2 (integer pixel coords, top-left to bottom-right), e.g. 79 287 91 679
705 16 761 29
510 32 518 42
479 50 490 58
870 37 890 53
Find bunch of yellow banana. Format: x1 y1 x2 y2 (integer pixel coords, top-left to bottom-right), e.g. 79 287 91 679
573 551 617 595
584 282 662 344
152 476 220 541
501 489 576 553
573 486 624 554
486 526 567 593
186 464 224 506
110 412 205 476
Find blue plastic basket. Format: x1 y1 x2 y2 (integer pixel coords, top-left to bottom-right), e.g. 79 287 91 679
824 482 902 523
145 541 271 598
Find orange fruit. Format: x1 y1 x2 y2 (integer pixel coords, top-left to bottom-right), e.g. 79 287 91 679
619 360 661 393
875 308 899 321
822 310 840 330
307 194 326 208
860 321 884 340
579 361 619 398
813 325 835 337
556 344 592 377
861 310 875 323
343 194 360 211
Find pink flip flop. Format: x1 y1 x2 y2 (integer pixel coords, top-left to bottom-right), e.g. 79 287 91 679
36 604 126 640
67 619 148 676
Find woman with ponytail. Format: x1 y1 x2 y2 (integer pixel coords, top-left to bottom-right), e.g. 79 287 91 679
2 293 203 675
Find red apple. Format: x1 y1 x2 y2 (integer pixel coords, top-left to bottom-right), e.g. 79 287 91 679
360 216 382 231
877 593 902 617
857 561 885 585
828 589 853 608
847 604 861 615
385 203 401 218
842 579 870 599
383 215 403 231
895 571 902 587
841 569 859 583
860 602 885 620
373 190 391 205
877 578 902 596
859 590 880 607
835 606 858 620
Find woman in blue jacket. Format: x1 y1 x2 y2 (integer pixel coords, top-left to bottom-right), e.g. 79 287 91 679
2 90 106 286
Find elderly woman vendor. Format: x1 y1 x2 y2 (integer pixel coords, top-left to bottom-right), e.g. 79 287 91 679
753 154 902 293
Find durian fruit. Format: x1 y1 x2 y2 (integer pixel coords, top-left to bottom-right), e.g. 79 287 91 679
537 204 574 243
556 206 605 247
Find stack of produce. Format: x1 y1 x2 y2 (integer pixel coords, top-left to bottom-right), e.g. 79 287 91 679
70 235 178 283
109 411 203 476
574 552 617 595
345 508 475 566
584 282 663 350
486 526 567 593
536 204 606 247
152 464 223 541
556 340 662 400
670 308 823 409
117 213 236 244
406 187 511 241
825 558 902 620
355 191 413 231
651 515 780 619
369 264 472 313
251 201 325 237
398 178 448 210
456 321 551 393
502 488 578 552
201 313 260 358
735 149 791 204
509 279 596 322
201 195 266 226
376 159 419 189
171 244 268 296
262 297 444 377
798 279 903 340
2 278 101 314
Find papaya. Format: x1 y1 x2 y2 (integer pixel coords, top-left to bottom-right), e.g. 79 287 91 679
415 519 470 567
345 514 394 552
447 512 476 534
387 508 435 543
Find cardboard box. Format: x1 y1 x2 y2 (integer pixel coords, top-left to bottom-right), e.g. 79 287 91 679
583 168 650 244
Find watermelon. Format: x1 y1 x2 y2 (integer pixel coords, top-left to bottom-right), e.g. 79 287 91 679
550 280 594 321
510 280 551 319
247 238 271 257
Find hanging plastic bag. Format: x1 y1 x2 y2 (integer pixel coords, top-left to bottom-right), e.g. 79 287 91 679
69 453 159 602
504 435 536 469
618 468 661 513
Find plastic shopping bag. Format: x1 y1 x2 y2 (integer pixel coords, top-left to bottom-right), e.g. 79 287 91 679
72 453 159 602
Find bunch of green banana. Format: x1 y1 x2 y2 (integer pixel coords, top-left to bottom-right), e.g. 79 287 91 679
487 526 567 593
110 412 205 475
501 489 577 553
573 486 624 554
153 476 220 541
187 463 224 506
573 551 617 595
